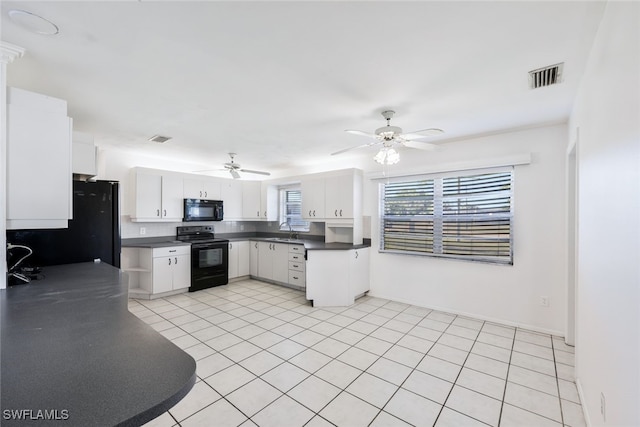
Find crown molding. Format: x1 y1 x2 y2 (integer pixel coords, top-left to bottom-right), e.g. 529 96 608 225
0 41 26 64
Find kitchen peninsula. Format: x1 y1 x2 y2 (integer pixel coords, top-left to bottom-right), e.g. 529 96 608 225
0 262 196 426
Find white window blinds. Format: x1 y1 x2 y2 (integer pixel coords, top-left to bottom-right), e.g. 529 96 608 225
380 169 513 264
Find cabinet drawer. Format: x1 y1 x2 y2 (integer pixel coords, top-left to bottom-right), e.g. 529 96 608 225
289 245 304 254
289 270 306 287
288 260 305 272
288 252 304 262
153 246 190 258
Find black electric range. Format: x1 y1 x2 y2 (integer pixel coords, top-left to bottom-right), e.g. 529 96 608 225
176 226 229 292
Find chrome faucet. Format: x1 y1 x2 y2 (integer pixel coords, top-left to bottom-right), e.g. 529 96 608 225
280 222 294 240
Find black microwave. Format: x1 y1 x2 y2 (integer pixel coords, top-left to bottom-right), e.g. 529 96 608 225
183 199 224 222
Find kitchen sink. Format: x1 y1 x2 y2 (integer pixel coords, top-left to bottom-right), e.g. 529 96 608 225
267 237 304 243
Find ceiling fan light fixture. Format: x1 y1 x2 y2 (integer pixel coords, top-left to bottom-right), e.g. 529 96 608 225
374 147 399 165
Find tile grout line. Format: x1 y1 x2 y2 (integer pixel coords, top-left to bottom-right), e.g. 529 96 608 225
551 337 566 426
496 326 516 427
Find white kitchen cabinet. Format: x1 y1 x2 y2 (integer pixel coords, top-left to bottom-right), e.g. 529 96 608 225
122 245 190 299
228 240 250 280
184 178 221 200
325 174 355 219
261 183 278 221
242 181 262 219
306 247 370 307
130 168 184 222
301 176 325 220
257 241 289 283
72 132 97 178
6 87 72 229
250 241 259 277
221 180 243 220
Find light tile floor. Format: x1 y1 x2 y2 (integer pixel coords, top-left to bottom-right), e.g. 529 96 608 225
130 279 585 427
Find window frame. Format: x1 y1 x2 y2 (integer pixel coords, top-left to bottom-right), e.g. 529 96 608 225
278 185 310 232
378 167 514 265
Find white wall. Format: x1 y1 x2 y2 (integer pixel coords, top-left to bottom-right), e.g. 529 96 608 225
569 2 640 426
365 124 568 335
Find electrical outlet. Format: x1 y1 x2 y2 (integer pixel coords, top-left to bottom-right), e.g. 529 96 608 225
601 392 606 421
139 227 146 235
540 296 549 307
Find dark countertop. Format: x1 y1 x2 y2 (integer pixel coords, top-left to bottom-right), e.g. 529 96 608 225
0 262 196 426
123 233 371 251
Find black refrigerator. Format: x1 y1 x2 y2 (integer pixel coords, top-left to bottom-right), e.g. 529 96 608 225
6 180 121 269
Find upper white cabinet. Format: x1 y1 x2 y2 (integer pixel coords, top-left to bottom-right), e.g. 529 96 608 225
72 131 97 178
301 169 362 224
220 180 243 220
325 174 357 219
242 181 262 220
184 178 221 200
301 176 325 221
6 87 72 229
130 168 183 222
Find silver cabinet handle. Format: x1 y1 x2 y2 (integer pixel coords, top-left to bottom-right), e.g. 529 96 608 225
168 258 171 265
199 191 202 197
257 211 260 217
313 210 316 217
163 209 167 217
335 209 338 217
157 209 160 217
169 250 176 253
175 257 178 264
355 251 359 259
204 191 207 197
230 243 233 249
309 210 312 217
340 209 343 217
255 242 258 248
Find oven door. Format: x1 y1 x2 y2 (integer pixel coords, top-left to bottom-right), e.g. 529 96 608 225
190 242 228 292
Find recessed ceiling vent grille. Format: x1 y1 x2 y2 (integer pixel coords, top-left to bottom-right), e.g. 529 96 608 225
149 135 172 143
529 63 564 89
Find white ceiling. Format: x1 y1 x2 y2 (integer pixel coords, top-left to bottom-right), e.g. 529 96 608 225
1 1 606 176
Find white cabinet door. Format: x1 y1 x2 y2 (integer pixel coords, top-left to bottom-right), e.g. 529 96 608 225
272 243 289 284
350 248 370 296
134 172 162 219
301 177 325 220
228 242 239 279
237 241 251 277
184 178 221 200
221 180 243 220
250 241 259 277
152 257 174 294
6 90 72 229
257 241 274 280
325 175 354 219
172 254 191 290
161 175 184 220
306 250 351 306
262 183 278 221
242 181 262 219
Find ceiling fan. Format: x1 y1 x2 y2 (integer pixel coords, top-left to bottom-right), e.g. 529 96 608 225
196 153 271 179
332 110 444 164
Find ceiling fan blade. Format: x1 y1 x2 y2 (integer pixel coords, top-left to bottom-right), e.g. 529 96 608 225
402 140 438 151
229 169 240 179
345 129 378 139
240 169 271 176
403 128 444 140
331 141 380 156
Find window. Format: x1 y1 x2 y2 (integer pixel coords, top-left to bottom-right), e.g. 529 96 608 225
379 168 513 264
279 186 309 232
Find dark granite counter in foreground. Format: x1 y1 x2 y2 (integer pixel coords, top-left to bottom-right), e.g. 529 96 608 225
0 262 196 426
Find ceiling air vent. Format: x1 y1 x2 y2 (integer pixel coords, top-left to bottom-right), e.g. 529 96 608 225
529 63 564 89
149 135 172 143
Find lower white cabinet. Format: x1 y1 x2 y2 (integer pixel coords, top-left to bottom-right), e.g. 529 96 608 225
250 241 259 277
122 245 191 299
228 241 250 279
254 241 304 288
306 247 370 307
257 241 289 283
